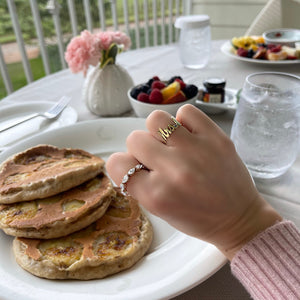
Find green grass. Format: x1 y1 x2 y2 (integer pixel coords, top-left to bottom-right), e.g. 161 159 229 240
0 43 64 100
0 57 46 99
0 34 17 44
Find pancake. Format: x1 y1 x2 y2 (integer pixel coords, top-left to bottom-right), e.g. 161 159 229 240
0 145 105 204
0 173 115 239
13 189 153 280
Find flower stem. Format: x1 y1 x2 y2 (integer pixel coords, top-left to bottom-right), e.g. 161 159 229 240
100 43 120 69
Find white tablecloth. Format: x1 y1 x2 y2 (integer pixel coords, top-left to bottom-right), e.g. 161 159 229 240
1 40 300 300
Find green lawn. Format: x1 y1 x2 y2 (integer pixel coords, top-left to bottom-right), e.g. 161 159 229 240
0 57 45 100
0 43 66 100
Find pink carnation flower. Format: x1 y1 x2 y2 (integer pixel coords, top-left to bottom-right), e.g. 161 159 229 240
111 31 131 50
96 31 114 51
65 30 131 75
65 30 101 75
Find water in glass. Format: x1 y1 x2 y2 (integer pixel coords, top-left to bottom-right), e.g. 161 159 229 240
175 15 211 69
231 72 300 179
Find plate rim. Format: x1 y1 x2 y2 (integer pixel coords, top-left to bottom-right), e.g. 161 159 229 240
221 40 300 65
195 88 238 113
0 118 227 300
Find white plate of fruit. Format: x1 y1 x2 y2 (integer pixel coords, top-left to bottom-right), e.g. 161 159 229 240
221 36 300 64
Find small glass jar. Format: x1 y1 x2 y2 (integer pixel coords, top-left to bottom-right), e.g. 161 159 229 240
175 15 211 69
202 77 226 103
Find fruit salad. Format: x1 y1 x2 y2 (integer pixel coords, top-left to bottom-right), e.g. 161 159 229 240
130 76 198 105
231 36 300 61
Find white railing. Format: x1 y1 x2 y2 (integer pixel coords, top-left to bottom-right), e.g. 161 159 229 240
0 0 190 98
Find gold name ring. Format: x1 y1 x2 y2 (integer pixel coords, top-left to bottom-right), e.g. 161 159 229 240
158 116 182 143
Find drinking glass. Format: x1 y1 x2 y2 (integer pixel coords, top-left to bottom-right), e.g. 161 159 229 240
175 15 211 69
230 72 300 179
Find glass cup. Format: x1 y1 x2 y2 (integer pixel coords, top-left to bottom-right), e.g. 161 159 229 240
175 15 211 69
230 72 300 179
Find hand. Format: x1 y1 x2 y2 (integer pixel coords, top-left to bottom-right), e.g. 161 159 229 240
106 104 282 259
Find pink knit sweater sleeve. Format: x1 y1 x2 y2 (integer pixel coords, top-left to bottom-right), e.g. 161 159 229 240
231 220 300 300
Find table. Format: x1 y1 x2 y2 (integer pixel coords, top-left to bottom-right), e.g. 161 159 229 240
1 40 300 300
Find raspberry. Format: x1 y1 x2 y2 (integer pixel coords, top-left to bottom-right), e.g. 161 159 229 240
287 55 298 60
269 45 281 53
137 92 149 103
147 76 160 86
151 81 166 90
149 88 163 104
237 48 248 57
267 44 277 49
175 78 186 89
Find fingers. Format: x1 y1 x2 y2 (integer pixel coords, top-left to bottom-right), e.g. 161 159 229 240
145 105 226 146
176 104 226 136
145 110 191 146
106 152 149 197
126 130 167 168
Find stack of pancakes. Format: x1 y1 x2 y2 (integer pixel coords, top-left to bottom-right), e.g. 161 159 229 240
0 145 153 280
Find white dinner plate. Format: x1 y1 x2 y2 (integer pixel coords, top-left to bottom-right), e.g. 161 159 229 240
195 88 239 114
0 101 77 151
221 41 300 65
0 118 226 300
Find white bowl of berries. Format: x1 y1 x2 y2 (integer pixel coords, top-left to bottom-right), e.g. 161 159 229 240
128 76 198 118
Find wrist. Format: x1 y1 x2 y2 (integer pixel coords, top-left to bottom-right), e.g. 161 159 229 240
217 196 282 260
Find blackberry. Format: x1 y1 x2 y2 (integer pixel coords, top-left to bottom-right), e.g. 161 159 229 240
183 84 198 99
146 78 154 86
167 76 183 85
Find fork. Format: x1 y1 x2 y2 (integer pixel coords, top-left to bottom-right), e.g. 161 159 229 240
0 96 71 133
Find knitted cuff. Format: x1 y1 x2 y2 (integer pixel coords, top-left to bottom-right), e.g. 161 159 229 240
231 220 300 300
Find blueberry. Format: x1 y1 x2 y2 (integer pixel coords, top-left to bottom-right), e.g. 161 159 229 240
183 84 198 99
167 76 183 85
141 84 150 93
130 85 142 99
147 88 152 95
247 49 255 58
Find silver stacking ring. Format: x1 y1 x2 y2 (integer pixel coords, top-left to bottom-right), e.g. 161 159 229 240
120 163 146 196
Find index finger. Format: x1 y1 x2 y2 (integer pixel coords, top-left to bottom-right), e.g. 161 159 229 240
176 104 227 137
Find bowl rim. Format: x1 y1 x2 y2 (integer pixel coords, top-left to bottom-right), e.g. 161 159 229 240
262 28 300 43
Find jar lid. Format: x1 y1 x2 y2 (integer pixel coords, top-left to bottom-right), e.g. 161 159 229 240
175 15 210 29
203 77 226 89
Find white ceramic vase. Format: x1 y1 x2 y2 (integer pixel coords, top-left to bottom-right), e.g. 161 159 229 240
83 63 134 116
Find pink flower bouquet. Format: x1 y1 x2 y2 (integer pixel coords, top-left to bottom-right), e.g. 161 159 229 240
65 30 131 75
